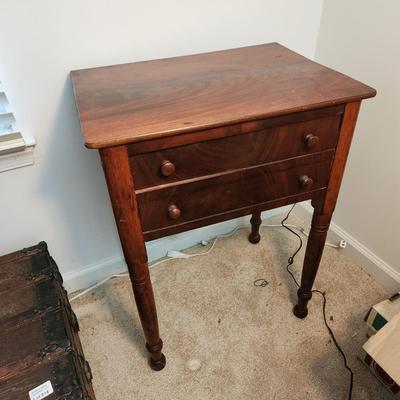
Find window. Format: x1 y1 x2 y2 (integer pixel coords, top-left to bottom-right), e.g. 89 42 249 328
0 81 35 172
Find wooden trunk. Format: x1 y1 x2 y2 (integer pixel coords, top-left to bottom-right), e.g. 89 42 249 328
0 242 95 400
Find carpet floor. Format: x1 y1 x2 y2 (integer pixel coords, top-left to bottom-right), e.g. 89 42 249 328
71 214 392 400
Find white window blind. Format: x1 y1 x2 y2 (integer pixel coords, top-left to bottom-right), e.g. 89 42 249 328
0 81 35 172
0 81 25 155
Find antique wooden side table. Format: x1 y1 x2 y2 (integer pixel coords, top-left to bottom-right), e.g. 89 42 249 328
71 43 376 371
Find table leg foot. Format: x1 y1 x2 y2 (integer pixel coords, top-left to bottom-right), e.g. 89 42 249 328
293 304 308 319
146 339 166 371
293 288 312 319
248 212 262 244
248 233 261 244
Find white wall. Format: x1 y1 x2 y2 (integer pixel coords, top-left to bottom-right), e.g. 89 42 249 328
0 0 324 291
314 0 400 289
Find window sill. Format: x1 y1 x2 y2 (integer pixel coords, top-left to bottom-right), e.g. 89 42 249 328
0 141 35 173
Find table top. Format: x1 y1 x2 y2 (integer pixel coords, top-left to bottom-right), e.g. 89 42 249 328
71 43 376 149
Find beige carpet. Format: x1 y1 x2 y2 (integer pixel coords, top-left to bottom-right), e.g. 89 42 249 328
71 214 393 400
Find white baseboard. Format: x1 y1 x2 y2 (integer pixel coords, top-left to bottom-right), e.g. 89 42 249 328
64 207 290 292
63 203 400 294
63 254 126 292
293 202 400 294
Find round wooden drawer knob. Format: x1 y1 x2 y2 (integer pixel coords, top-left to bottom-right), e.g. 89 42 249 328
304 134 320 149
299 175 314 189
160 160 175 177
168 204 181 220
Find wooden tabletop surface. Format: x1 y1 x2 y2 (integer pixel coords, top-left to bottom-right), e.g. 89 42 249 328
71 43 376 149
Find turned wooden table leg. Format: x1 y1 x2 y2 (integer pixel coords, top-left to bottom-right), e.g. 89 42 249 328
293 101 361 319
293 201 332 318
100 145 166 371
248 212 262 244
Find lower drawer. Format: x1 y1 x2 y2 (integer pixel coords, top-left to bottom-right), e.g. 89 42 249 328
137 152 333 234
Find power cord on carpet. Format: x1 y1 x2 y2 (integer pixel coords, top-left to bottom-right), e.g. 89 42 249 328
69 227 240 302
69 206 353 397
277 204 354 400
262 222 344 249
70 217 343 302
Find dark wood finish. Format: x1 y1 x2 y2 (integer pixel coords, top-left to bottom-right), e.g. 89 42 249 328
304 133 320 149
144 189 326 242
293 198 331 318
127 105 345 154
168 204 181 220
0 278 66 326
0 244 74 330
293 102 362 318
322 102 362 216
99 146 166 371
160 160 175 177
299 175 314 189
0 351 93 400
0 242 95 400
0 241 48 265
0 242 63 292
0 310 74 380
129 113 341 190
249 212 262 244
71 43 376 372
71 43 375 149
137 152 333 233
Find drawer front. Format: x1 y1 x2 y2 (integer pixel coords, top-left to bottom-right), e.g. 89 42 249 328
137 152 333 234
130 115 341 190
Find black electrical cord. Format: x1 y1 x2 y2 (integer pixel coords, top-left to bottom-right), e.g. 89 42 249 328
281 204 354 400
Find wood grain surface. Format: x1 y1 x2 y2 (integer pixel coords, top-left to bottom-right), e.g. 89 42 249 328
137 151 333 233
71 43 376 148
130 114 341 189
99 146 166 370
143 190 326 242
127 105 345 154
71 43 376 372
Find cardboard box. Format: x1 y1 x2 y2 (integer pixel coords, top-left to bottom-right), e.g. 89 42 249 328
365 293 400 333
359 312 400 396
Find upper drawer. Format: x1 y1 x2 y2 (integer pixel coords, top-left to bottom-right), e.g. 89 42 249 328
129 114 341 190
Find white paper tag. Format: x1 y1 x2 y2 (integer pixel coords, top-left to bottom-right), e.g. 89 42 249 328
29 380 54 400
